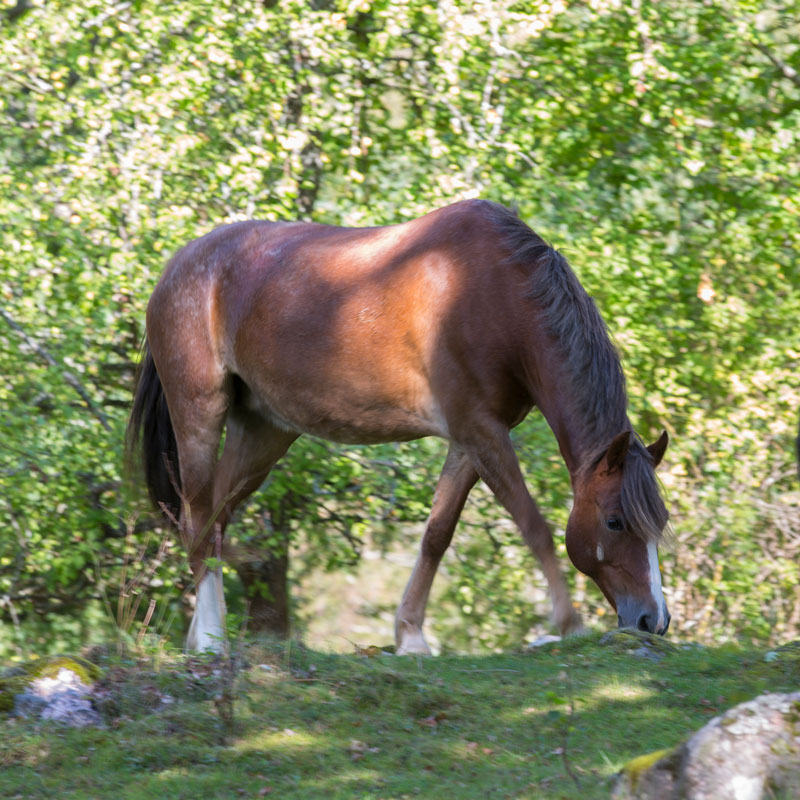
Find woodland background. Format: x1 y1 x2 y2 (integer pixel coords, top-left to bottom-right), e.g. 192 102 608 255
1 0 798 658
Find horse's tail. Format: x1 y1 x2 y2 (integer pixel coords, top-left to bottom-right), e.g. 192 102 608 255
126 339 181 523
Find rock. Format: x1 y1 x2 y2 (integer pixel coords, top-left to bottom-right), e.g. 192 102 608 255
2 655 104 728
11 690 48 718
614 692 800 799
629 645 665 663
600 628 677 662
615 748 678 797
17 667 103 727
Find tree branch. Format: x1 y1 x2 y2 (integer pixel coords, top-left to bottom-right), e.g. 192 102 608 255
0 307 112 431
751 39 800 88
5 0 32 22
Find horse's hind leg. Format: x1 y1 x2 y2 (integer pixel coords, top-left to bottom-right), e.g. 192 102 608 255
395 445 478 655
146 310 234 651
183 407 297 652
156 378 230 651
195 408 297 639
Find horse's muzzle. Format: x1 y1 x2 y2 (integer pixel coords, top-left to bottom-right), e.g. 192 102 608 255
617 597 670 636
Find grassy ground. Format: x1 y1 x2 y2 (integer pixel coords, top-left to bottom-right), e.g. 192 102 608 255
2 631 799 800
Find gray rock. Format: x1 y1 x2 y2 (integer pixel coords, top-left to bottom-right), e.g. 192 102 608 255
12 691 48 718
614 692 800 799
629 645 665 663
12 667 103 728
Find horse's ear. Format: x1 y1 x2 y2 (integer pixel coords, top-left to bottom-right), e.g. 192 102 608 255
604 431 632 473
646 430 669 468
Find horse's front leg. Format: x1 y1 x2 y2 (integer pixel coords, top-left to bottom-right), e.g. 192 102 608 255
459 419 584 636
395 445 478 655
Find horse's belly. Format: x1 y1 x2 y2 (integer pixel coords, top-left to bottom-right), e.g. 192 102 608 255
284 407 444 444
240 371 448 444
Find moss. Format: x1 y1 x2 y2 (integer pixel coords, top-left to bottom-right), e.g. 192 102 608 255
23 654 102 684
619 747 675 791
769 737 796 757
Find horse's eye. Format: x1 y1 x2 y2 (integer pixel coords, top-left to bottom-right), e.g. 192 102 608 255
606 516 624 532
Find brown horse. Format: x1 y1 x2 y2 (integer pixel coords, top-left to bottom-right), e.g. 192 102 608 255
127 199 671 652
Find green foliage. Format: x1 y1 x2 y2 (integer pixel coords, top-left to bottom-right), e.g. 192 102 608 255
0 0 798 654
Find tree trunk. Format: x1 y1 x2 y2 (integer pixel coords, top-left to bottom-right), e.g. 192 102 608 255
235 545 290 638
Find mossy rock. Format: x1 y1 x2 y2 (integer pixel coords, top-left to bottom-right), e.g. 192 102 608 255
600 628 678 655
771 641 800 664
617 747 675 792
0 655 103 714
758 642 800 685
532 629 604 654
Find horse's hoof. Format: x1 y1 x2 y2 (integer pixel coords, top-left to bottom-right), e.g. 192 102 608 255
395 631 432 656
557 611 585 637
396 646 432 656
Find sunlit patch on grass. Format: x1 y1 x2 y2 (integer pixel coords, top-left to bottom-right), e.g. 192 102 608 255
592 681 655 704
153 767 192 781
236 726 320 753
295 767 384 794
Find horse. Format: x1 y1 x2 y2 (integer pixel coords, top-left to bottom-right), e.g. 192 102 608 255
127 199 671 653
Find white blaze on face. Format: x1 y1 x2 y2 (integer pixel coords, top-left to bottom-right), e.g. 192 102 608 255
596 543 604 562
647 541 667 631
186 569 227 653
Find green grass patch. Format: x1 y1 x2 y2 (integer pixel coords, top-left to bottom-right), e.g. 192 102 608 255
2 632 799 799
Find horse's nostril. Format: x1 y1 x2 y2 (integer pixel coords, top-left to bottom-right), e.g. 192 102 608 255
636 613 653 632
617 603 669 634
641 612 671 635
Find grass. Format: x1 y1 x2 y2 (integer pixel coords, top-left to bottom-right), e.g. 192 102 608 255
1 631 799 799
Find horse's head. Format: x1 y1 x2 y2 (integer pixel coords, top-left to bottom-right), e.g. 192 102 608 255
566 430 671 634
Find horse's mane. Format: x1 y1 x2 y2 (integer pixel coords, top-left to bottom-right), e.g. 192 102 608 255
484 201 667 543
615 438 670 543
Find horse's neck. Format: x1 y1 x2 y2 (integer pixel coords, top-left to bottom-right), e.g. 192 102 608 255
527 352 630 478
534 392 586 476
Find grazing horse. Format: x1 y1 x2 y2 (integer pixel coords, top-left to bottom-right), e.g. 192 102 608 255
127 199 671 653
